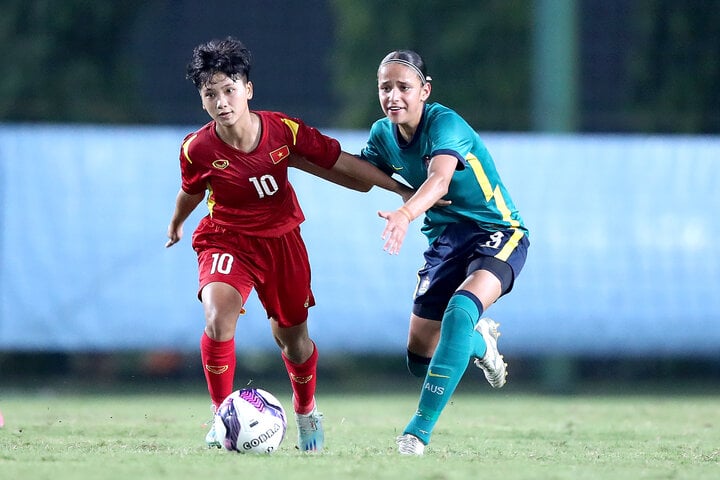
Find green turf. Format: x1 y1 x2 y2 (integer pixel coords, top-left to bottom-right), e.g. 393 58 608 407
0 390 718 480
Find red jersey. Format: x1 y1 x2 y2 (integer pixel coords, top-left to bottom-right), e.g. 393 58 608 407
179 111 341 237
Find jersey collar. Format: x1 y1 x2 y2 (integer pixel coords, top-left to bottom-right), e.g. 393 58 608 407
393 103 429 149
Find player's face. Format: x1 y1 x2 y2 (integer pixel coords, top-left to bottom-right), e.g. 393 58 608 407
200 73 253 127
377 63 430 130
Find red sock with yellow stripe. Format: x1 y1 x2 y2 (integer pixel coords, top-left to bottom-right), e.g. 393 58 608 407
200 332 236 410
282 341 318 414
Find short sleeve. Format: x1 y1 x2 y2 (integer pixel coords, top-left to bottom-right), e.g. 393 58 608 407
360 122 394 176
179 133 206 195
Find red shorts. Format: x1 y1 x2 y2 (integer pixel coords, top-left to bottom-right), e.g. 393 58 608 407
191 217 315 327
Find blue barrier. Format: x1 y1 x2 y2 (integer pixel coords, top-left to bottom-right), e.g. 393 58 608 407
0 125 718 356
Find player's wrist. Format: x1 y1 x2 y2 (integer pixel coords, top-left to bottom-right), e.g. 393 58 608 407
398 206 414 223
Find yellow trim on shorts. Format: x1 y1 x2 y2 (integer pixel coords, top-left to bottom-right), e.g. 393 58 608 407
495 228 525 262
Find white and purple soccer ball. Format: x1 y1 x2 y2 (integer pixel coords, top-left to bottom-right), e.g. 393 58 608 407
214 388 287 454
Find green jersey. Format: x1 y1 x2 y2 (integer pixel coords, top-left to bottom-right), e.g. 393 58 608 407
361 102 527 244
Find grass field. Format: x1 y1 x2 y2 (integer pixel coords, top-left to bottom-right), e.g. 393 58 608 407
0 385 718 480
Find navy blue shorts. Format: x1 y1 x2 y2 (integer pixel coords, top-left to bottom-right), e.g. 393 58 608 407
412 223 529 321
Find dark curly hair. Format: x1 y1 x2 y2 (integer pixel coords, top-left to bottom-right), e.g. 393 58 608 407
186 37 252 89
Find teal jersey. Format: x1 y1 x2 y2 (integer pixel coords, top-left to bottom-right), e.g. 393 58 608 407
361 102 527 244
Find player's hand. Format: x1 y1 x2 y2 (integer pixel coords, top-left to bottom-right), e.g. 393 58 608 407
378 209 410 255
165 224 183 248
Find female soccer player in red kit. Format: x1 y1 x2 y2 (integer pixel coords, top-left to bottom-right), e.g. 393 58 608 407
165 37 411 452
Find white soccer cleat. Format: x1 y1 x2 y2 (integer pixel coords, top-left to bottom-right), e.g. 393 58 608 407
396 433 425 455
474 318 508 388
204 415 222 449
295 406 325 452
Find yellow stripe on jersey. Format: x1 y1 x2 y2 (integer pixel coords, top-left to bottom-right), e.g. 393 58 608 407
206 183 215 216
493 185 521 228
281 118 300 145
467 153 520 228
495 228 525 262
182 134 198 163
466 154 493 201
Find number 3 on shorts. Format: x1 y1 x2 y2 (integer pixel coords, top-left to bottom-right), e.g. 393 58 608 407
483 231 504 249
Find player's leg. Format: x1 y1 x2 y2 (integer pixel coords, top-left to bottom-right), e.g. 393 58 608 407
399 288 490 453
272 321 317 414
271 320 324 452
466 234 528 383
200 281 244 409
406 314 440 377
271 319 324 451
198 280 245 448
462 265 507 386
407 229 465 378
460 270 506 387
399 230 528 454
193 225 255 448
398 225 474 453
193 225 255 412
262 228 324 451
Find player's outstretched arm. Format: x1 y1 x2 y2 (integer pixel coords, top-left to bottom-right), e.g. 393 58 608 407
289 154 374 192
332 152 414 197
378 154 456 255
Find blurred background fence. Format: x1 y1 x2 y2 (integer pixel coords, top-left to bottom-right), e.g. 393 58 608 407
1 0 718 390
1 127 718 390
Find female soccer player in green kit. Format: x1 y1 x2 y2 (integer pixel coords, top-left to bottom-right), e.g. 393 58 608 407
359 50 530 455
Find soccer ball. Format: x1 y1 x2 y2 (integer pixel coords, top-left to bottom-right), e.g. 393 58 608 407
214 388 287 454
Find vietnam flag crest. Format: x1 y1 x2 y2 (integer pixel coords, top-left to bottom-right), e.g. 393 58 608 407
270 145 290 163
